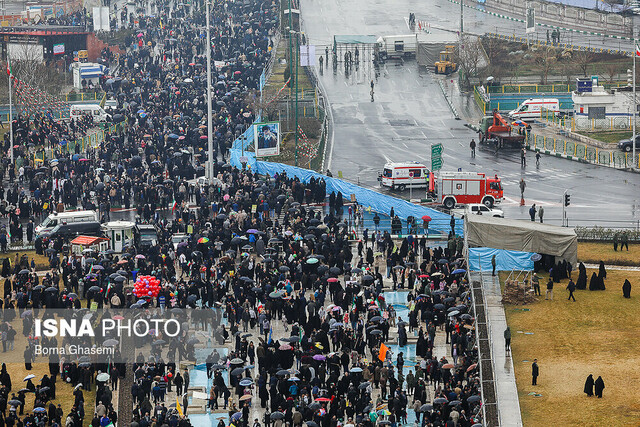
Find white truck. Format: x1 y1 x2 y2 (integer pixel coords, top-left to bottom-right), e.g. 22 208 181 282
377 34 418 60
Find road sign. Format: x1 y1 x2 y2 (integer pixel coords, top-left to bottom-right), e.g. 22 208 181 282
431 143 444 171
526 7 535 34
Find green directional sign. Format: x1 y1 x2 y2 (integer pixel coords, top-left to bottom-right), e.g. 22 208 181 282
431 143 443 171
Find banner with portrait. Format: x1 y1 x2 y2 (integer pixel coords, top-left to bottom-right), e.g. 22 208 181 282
254 122 280 157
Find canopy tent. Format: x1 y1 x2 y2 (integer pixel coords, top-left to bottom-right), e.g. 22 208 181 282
333 35 378 45
465 214 578 266
416 30 457 69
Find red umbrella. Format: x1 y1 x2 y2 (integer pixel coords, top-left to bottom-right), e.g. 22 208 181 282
422 215 432 222
419 274 429 278
442 363 455 369
315 397 331 402
466 363 478 372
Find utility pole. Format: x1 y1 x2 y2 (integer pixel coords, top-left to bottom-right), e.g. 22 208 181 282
295 32 299 166
633 30 637 168
205 0 214 180
287 0 293 99
460 0 464 34
8 54 13 165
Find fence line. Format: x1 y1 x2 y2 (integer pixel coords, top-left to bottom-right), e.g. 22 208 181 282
528 133 639 168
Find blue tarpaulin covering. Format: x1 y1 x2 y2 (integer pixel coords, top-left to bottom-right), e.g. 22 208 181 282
468 247 534 272
229 148 463 236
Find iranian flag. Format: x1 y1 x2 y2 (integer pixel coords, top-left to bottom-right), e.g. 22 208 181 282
6 58 12 77
172 198 178 212
636 43 640 57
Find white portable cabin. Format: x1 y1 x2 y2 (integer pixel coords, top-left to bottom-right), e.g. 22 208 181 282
102 221 136 253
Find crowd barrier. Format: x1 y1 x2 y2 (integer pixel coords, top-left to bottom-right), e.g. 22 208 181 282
229 149 463 236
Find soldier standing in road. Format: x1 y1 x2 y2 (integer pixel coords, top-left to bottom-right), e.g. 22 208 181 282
529 204 537 221
470 139 476 158
520 178 526 199
532 359 539 385
538 206 544 223
521 147 527 166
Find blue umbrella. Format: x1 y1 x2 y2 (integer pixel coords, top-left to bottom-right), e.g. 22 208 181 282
531 253 542 261
350 367 363 373
452 269 466 274
239 379 253 386
231 412 243 421
137 109 145 114
33 407 46 413
168 133 179 139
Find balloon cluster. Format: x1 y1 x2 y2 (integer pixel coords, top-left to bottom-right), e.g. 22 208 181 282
133 275 161 298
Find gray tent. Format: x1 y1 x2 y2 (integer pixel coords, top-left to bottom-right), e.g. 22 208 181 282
465 214 578 266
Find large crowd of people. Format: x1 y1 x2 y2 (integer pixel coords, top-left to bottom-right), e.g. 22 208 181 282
0 0 484 426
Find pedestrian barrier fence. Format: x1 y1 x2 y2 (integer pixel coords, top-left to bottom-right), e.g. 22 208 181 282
449 0 636 45
484 32 631 56
528 133 639 168
474 86 487 115
540 108 640 132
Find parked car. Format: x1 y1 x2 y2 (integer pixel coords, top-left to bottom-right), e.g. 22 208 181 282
618 135 640 152
451 203 504 218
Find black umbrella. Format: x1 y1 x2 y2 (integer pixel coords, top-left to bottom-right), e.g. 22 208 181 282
231 368 244 376
329 267 341 275
434 304 446 310
270 412 285 420
279 266 290 273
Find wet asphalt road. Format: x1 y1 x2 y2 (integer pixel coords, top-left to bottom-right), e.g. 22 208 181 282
301 0 640 227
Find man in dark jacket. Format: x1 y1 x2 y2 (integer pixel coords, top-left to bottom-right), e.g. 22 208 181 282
532 359 539 385
566 280 576 301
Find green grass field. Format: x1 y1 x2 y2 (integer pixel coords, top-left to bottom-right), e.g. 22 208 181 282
504 268 640 426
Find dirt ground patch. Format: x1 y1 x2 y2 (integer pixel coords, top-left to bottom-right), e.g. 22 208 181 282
504 268 640 427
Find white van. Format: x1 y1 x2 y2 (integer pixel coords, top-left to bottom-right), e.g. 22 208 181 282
377 35 418 59
508 98 560 121
70 104 111 123
36 210 99 235
379 162 431 191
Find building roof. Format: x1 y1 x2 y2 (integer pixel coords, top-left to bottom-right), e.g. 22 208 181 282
70 235 109 246
334 35 378 45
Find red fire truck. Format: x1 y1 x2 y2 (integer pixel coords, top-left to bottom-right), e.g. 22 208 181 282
436 171 503 209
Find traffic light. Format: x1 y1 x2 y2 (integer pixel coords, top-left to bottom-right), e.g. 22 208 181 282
628 69 633 87
564 193 570 207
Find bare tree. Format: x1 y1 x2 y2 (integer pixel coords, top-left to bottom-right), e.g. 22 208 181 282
534 46 556 84
574 50 596 76
0 44 66 104
603 62 620 83
456 34 483 89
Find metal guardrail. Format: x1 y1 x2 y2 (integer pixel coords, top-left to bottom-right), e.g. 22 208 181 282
528 133 639 168
464 215 499 427
484 31 631 56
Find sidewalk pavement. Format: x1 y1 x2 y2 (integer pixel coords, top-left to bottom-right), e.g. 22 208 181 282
470 270 523 427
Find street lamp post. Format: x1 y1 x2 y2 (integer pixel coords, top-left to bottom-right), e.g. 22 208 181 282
205 0 214 181
295 32 299 167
